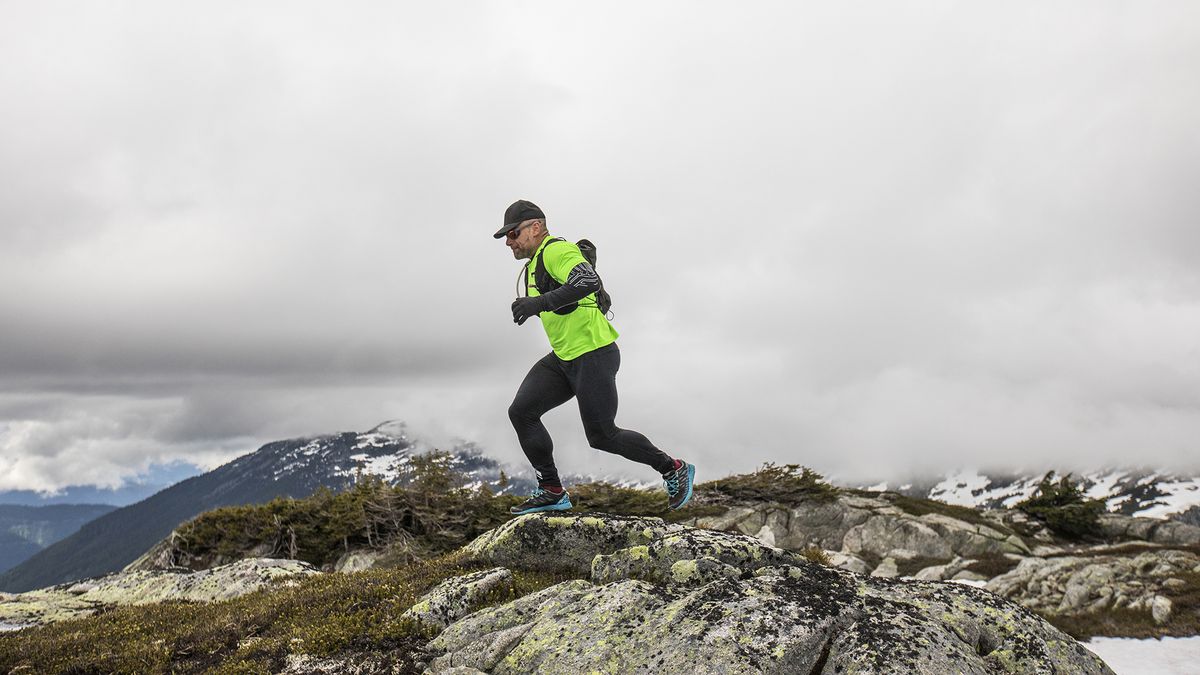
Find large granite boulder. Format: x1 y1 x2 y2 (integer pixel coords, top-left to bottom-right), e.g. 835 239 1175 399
464 513 684 574
427 513 1112 674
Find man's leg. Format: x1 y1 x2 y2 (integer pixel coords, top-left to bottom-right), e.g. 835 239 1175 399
573 345 676 475
508 352 575 489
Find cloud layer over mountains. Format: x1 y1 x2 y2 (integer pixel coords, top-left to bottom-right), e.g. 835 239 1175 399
2 2 1199 493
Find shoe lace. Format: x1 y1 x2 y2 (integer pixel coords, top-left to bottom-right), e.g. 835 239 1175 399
665 473 680 497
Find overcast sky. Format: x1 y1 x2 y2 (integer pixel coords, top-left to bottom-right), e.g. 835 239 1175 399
2 2 1198 495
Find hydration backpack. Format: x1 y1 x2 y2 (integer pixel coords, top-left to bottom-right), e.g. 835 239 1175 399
524 237 613 317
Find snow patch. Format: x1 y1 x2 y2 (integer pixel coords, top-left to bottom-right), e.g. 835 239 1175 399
1129 478 1200 519
1086 636 1200 675
928 470 992 506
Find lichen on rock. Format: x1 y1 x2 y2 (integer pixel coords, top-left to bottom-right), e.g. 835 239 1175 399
401 567 514 631
424 513 1114 674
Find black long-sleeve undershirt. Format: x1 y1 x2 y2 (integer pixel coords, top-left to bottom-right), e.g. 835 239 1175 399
537 261 601 311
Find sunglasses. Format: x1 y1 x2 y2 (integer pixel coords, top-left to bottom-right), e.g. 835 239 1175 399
505 222 529 240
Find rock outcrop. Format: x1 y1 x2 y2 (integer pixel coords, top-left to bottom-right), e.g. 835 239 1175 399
1095 514 1200 546
421 513 1112 674
686 492 1031 573
987 548 1200 621
0 558 317 629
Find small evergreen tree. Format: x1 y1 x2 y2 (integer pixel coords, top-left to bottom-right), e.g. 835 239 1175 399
1015 471 1107 540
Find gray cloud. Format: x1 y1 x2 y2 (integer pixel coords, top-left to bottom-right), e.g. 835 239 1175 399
2 2 1199 492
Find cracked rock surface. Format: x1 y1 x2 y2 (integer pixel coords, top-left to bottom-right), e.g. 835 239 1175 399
424 513 1113 674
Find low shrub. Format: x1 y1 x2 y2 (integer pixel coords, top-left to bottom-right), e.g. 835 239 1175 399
696 463 838 506
1015 472 1106 541
884 494 1015 536
799 545 832 566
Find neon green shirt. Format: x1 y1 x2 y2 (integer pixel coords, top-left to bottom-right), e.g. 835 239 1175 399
526 235 619 360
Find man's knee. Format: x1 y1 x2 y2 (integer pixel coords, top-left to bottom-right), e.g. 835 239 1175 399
509 401 535 427
584 421 619 449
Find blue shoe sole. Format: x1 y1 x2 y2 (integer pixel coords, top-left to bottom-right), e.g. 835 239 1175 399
668 464 695 510
510 496 573 516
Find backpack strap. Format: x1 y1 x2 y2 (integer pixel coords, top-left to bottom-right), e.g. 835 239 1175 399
531 237 567 293
522 237 565 298
529 237 582 315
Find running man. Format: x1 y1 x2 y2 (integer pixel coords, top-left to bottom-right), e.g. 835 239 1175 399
495 199 696 515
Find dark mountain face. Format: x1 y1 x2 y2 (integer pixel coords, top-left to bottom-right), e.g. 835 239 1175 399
0 422 528 593
0 504 117 575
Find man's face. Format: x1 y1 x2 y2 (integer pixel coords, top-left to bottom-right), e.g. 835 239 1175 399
505 219 540 259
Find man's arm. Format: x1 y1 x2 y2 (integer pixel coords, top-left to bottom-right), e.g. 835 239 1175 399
510 261 601 324
538 261 601 310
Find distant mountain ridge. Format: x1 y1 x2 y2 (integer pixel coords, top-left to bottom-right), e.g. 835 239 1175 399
0 504 117 575
865 468 1200 521
0 421 530 593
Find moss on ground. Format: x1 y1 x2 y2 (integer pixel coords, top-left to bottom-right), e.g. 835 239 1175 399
0 554 584 675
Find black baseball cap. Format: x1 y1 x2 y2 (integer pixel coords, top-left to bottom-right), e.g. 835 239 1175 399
494 199 545 238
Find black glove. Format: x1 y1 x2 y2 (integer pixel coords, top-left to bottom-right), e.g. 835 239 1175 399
511 296 548 325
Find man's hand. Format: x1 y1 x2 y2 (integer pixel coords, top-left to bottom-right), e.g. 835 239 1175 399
511 296 547 325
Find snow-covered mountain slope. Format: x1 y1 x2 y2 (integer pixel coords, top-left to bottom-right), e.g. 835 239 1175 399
864 468 1200 520
256 420 524 493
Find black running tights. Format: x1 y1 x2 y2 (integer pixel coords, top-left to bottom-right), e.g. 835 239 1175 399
507 343 675 488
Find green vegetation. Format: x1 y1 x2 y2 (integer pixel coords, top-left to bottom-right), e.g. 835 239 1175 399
172 454 519 570
695 463 838 506
568 481 722 521
0 461 843 674
170 461 836 570
799 545 832 566
0 553 582 675
881 493 1016 537
1043 570 1200 640
1015 472 1106 541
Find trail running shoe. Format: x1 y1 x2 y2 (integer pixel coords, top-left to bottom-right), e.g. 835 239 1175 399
664 460 695 510
510 488 573 515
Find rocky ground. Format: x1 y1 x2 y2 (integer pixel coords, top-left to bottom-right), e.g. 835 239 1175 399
410 513 1110 674
0 558 318 628
6 486 1200 672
